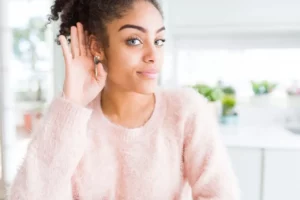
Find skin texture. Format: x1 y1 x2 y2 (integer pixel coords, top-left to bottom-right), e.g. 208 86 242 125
61 1 166 128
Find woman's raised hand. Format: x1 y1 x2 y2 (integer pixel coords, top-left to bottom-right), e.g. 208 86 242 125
59 22 107 106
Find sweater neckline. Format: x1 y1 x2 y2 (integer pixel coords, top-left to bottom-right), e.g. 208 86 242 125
96 88 164 137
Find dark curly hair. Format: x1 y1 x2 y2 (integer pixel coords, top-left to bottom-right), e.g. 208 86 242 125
47 0 163 47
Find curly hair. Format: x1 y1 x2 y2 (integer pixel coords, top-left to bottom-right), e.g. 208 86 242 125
47 0 163 47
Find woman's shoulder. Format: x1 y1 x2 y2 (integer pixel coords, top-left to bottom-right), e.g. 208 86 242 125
159 86 209 116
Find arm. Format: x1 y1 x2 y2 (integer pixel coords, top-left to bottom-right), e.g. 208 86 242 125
183 96 240 200
7 97 92 200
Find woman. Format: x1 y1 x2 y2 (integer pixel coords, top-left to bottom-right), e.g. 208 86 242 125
8 0 240 199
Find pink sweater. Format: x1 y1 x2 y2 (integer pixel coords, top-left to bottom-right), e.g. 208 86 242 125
8 87 240 200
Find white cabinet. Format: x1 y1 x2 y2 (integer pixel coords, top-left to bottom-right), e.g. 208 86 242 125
227 147 300 200
227 147 262 200
263 150 300 200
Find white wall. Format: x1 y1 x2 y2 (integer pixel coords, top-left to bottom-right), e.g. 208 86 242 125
169 0 300 35
161 0 300 91
166 0 300 46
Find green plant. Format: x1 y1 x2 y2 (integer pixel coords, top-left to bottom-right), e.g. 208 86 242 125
192 84 224 102
222 95 236 116
251 80 277 95
222 86 236 95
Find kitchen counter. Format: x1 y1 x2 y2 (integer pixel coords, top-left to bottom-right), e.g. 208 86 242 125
220 124 300 200
220 124 300 150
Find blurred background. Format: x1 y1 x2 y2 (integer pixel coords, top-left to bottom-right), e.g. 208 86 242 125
0 0 300 199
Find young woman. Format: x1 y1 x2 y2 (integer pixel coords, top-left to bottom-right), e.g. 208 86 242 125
8 0 240 199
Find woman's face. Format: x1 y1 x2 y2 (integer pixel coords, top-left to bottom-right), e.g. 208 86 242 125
103 1 165 94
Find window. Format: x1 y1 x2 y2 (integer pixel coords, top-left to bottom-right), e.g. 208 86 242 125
8 0 53 133
10 0 53 103
0 0 53 185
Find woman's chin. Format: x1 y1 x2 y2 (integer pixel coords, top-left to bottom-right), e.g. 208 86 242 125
135 83 158 94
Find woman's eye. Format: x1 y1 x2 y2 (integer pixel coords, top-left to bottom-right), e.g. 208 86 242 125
155 39 166 46
127 38 142 46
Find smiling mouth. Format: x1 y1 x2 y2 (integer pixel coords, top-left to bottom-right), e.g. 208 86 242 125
137 71 159 79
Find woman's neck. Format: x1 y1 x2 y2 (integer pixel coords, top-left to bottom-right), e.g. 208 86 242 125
100 86 155 128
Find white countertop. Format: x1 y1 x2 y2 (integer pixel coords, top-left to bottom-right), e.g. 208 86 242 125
220 124 300 150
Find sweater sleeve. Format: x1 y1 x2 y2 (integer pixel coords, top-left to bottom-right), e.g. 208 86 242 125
7 97 92 200
183 91 240 200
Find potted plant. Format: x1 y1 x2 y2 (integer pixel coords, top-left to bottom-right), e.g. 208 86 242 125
192 84 224 118
220 86 238 124
221 86 236 96
250 80 277 107
251 80 277 95
222 95 236 115
192 84 224 102
286 80 300 108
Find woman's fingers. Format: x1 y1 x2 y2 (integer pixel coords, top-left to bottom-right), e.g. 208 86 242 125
59 35 72 67
77 22 87 56
70 26 80 58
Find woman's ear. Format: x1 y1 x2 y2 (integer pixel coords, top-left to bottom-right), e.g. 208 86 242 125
89 35 108 72
89 35 105 61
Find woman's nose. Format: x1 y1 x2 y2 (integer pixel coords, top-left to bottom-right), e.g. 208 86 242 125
143 43 157 64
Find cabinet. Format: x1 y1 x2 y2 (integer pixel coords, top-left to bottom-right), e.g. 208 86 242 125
227 147 300 200
227 147 262 200
263 150 300 200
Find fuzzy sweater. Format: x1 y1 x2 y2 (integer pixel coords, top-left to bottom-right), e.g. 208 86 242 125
8 87 240 200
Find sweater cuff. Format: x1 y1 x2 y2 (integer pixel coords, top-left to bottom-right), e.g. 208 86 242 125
44 97 93 130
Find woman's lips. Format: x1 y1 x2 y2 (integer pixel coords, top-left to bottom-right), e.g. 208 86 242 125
137 70 159 79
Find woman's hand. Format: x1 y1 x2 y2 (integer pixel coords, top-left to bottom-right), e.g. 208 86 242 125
59 22 107 106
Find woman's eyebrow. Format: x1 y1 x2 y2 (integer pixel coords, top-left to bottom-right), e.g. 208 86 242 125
118 24 165 33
